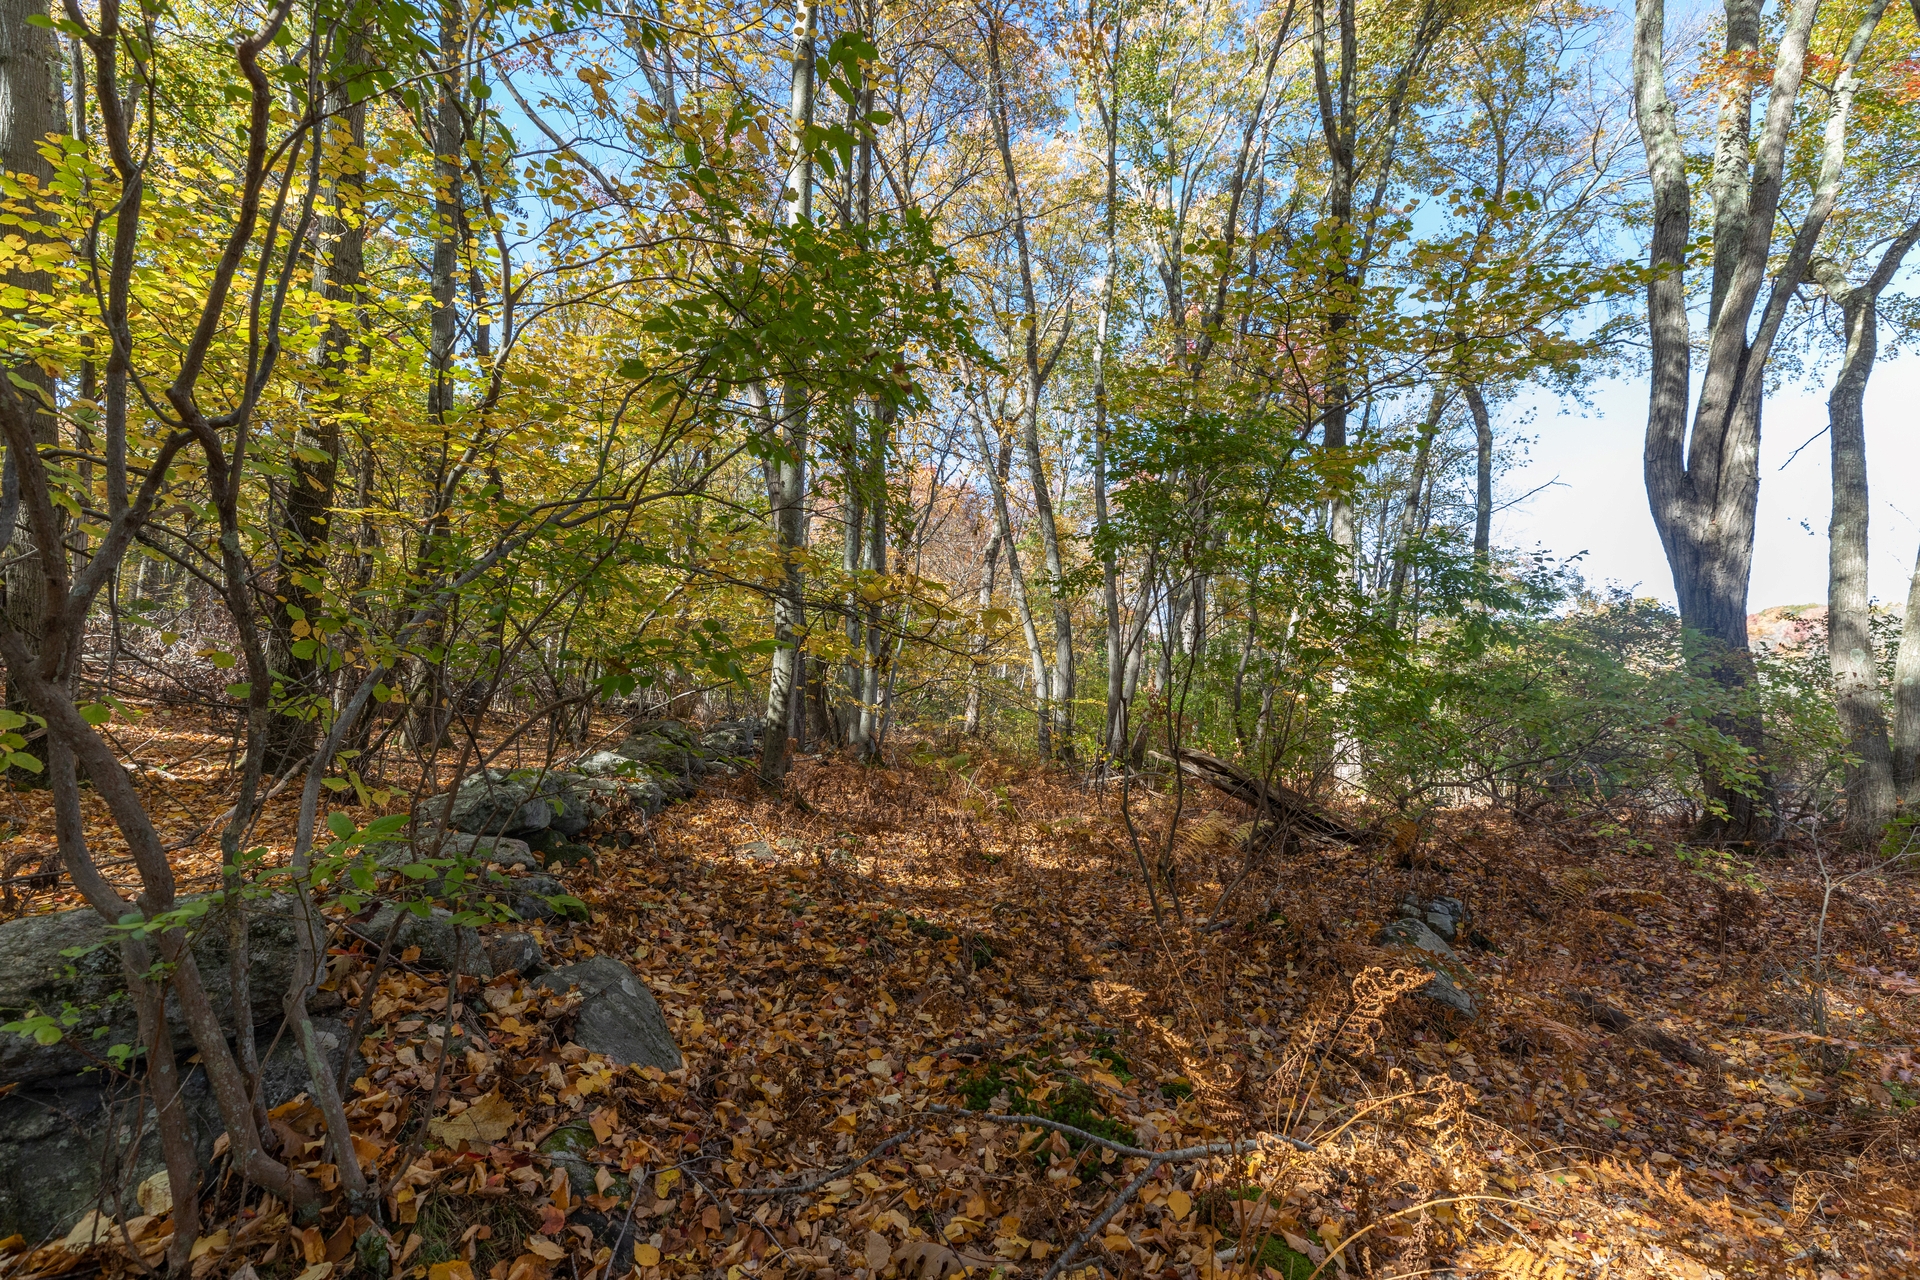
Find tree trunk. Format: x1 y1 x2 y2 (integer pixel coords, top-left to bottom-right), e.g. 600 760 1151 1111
406 4 467 752
758 0 817 790
1387 386 1446 626
964 528 1000 735
857 404 888 756
1 0 61 762
1826 296 1894 833
983 12 1072 758
266 37 364 772
1631 0 1880 837
841 419 864 746
1310 0 1440 571
1466 381 1493 562
1894 541 1920 804
1091 13 1123 764
1815 220 1920 831
971 409 1051 757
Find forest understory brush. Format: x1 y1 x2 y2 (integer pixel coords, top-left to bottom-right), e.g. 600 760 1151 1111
1 721 1916 1280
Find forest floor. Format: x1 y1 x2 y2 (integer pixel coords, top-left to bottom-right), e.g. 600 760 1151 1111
3 714 1918 1280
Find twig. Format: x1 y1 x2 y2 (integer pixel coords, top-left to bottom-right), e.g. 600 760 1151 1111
736 1132 914 1197
1042 1157 1162 1280
925 1105 1315 1156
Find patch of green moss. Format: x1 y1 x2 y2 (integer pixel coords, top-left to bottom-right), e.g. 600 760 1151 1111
955 1058 1135 1153
901 913 952 941
1250 1235 1316 1280
408 1194 537 1274
1160 1077 1194 1101
1086 1041 1133 1081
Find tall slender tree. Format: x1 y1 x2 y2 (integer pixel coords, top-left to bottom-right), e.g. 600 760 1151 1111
1632 0 1892 835
759 0 818 788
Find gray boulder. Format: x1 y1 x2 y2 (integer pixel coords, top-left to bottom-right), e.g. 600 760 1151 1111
0 1017 356 1243
359 905 494 980
440 771 557 836
698 719 760 759
533 958 681 1072
1376 915 1477 1020
1397 894 1470 944
0 895 321 1087
1410 966 1477 1019
370 830 536 871
485 932 547 978
610 720 699 777
1374 917 1456 959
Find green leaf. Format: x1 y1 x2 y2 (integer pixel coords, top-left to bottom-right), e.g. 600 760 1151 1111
225 683 253 699
327 811 356 839
79 703 113 726
543 893 590 921
7 752 43 774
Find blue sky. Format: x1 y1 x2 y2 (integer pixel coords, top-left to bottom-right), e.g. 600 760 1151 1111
1495 350 1920 611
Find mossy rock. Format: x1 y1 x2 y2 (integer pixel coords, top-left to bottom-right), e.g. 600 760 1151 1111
539 841 598 870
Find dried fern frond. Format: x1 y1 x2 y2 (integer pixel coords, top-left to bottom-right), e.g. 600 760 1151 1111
1592 886 1669 909
1501 1012 1593 1054
1332 966 1431 1057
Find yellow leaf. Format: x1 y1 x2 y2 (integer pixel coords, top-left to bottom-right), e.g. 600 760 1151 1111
188 1230 231 1261
428 1261 473 1280
296 1265 336 1280
427 1091 519 1149
1167 1189 1192 1221
633 1243 660 1267
60 1211 116 1253
655 1168 681 1199
525 1237 567 1261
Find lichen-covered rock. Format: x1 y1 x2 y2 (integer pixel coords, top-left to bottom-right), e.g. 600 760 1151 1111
359 905 494 979
533 958 681 1072
1410 965 1477 1018
485 932 546 978
0 1017 356 1243
369 830 536 871
1374 916 1456 959
0 895 321 1087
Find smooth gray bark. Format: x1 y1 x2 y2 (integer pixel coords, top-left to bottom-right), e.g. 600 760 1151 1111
1894 542 1920 803
1632 0 1883 835
0 0 60 728
759 0 817 788
1466 382 1493 562
1815 219 1920 829
982 11 1073 756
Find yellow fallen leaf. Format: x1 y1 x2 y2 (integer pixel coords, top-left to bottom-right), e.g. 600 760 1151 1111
655 1168 681 1199
188 1229 230 1261
427 1091 519 1149
60 1211 116 1253
633 1243 660 1267
1167 1189 1192 1221
295 1264 335 1280
427 1261 473 1280
525 1236 567 1261
864 1229 892 1271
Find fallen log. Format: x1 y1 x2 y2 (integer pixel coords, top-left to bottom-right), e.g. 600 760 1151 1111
1150 748 1362 846
1569 991 1723 1073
